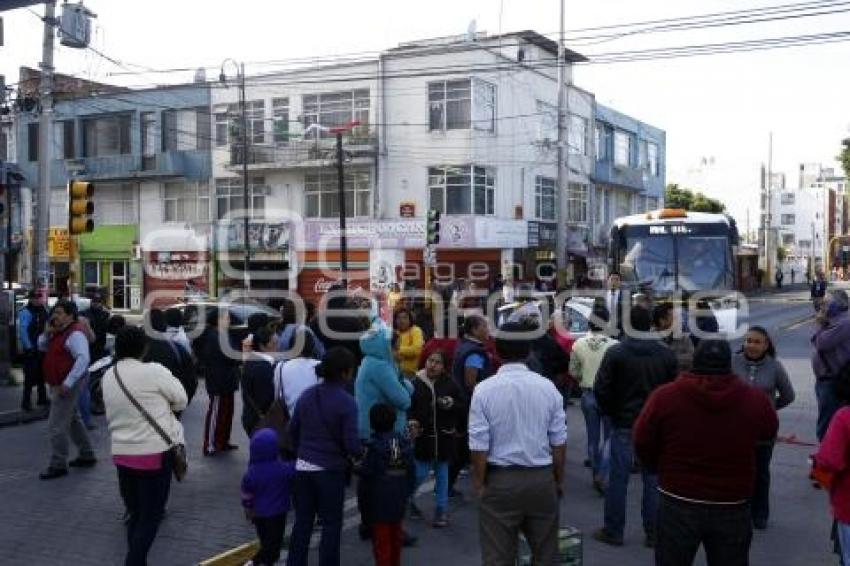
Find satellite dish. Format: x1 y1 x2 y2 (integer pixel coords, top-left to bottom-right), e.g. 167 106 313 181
466 19 477 42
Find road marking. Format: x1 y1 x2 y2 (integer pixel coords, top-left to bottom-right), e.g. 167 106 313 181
783 315 815 331
199 478 436 564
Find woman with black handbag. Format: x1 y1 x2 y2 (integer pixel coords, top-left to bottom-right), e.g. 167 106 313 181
102 326 188 566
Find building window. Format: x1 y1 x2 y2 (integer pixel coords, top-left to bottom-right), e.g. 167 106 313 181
781 192 795 205
614 131 631 167
428 165 495 216
569 115 587 155
163 182 210 223
537 101 557 141
0 129 7 161
429 80 471 131
94 183 137 225
302 90 370 138
273 97 290 144
647 142 659 176
535 176 556 220
83 114 131 157
28 123 39 162
247 100 265 144
214 108 231 147
304 169 371 219
647 196 660 210
567 183 588 222
798 239 812 249
216 177 267 220
429 79 495 132
472 80 496 132
196 107 211 150
58 120 75 159
782 233 795 246
596 123 610 161
781 214 795 225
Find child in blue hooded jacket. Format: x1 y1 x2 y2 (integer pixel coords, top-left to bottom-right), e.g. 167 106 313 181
241 428 296 566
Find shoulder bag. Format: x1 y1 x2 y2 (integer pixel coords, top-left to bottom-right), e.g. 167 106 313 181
114 363 188 482
245 360 294 458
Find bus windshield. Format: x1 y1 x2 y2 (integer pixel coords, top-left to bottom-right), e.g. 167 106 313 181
616 222 734 294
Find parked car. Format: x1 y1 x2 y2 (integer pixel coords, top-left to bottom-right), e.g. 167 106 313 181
164 299 282 346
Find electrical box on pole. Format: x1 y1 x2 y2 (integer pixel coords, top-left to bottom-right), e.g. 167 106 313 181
58 2 96 49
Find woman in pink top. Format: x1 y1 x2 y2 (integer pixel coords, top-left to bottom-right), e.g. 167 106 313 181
814 402 850 564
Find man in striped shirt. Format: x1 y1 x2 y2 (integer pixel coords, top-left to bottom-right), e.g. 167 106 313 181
468 321 567 565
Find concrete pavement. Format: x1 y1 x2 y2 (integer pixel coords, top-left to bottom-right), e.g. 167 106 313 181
0 287 839 565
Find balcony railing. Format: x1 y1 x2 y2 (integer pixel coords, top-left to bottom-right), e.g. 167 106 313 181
61 150 210 182
229 133 378 170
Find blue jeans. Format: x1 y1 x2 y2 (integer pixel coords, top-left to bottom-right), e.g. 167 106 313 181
580 390 611 479
287 471 347 566
838 522 850 566
604 428 658 541
816 379 841 442
414 459 449 513
77 376 92 427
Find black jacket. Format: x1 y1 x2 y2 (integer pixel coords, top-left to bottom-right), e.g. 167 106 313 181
195 327 240 395
527 332 571 383
144 338 198 402
240 355 276 435
310 296 368 363
594 337 678 429
408 372 463 462
82 306 110 361
356 432 416 523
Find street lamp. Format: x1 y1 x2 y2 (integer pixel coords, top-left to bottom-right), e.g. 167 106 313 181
220 59 250 293
304 120 362 288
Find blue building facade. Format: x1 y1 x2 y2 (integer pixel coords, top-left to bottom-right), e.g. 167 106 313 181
591 103 666 253
16 84 212 309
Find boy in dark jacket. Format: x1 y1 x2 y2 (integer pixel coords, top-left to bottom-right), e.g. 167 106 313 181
408 351 463 527
241 428 296 566
359 403 416 566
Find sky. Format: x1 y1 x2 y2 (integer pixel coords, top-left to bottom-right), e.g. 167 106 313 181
2 0 849 230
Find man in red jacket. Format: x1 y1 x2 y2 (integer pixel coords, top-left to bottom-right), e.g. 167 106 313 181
634 340 778 566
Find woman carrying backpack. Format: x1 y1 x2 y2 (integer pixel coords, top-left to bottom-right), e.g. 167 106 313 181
732 325 795 530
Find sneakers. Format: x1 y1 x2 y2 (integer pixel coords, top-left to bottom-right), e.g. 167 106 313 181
409 502 424 520
592 528 624 547
68 457 97 468
432 511 448 528
39 467 69 480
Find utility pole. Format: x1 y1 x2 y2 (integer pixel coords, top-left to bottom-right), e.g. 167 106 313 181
766 132 773 283
220 59 250 294
35 1 55 300
555 0 571 277
239 63 250 295
335 131 348 288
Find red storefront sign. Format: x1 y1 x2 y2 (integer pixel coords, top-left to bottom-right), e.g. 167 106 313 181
144 251 210 308
399 202 416 218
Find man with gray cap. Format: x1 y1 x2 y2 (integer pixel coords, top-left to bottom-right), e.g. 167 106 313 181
634 340 778 566
812 289 850 441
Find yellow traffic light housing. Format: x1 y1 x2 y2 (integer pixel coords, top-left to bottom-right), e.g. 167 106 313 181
68 180 94 234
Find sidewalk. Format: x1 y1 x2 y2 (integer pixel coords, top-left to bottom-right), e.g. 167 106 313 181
0 368 48 427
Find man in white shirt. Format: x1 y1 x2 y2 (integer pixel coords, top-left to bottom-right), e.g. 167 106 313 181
275 328 321 416
469 321 568 564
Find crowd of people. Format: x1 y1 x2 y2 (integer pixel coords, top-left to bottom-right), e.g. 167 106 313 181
22 272 850 566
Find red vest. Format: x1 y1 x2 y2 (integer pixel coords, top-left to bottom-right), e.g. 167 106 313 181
43 323 83 386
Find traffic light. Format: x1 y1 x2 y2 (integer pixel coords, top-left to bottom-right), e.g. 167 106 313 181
426 209 441 245
68 179 94 234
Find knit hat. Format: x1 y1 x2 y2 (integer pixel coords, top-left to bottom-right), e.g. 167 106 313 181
692 340 732 375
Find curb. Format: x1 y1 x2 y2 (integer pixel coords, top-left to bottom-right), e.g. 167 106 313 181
0 407 49 429
198 541 259 566
780 314 815 331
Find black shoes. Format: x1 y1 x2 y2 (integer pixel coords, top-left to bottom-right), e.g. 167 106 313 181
592 528 624 547
68 457 97 468
39 467 69 480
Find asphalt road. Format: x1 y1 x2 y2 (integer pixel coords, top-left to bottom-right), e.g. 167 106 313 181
0 286 838 565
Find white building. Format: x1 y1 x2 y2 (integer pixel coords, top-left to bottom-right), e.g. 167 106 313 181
208 31 595 302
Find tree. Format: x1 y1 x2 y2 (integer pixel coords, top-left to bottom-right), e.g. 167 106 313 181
839 141 850 179
776 246 788 263
664 184 726 213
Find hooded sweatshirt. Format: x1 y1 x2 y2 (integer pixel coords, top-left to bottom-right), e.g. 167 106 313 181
731 352 795 410
241 429 296 518
633 372 778 503
355 321 414 439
